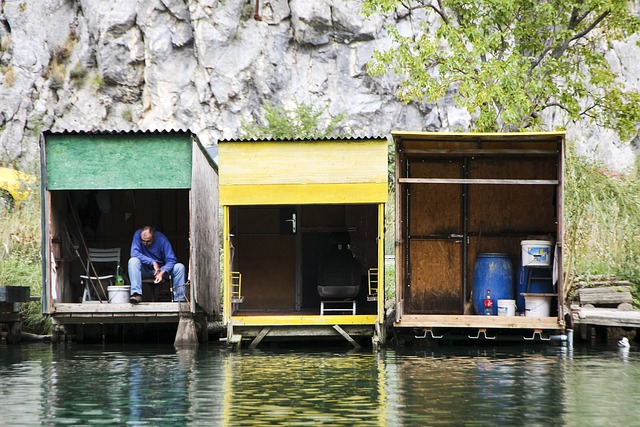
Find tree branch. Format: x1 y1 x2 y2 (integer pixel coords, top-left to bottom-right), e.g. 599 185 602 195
426 0 449 25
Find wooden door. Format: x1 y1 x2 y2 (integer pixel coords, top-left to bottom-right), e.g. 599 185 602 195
406 161 463 314
235 207 296 310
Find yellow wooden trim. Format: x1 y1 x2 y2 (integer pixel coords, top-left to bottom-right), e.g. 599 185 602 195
220 183 388 205
219 139 387 186
377 203 385 325
222 206 231 324
368 268 379 297
231 314 378 326
230 271 243 302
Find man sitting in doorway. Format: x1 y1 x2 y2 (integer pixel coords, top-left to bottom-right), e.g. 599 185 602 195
128 225 187 304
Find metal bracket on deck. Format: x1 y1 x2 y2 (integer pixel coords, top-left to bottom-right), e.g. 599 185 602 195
415 328 444 339
523 329 551 341
468 328 496 340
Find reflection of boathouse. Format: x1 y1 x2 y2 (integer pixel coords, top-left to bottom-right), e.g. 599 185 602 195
40 130 219 342
218 136 388 348
392 132 566 341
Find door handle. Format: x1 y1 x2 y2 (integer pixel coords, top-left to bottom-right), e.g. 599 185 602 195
285 213 297 233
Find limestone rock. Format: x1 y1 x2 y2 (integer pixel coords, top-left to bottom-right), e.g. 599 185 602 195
0 0 636 172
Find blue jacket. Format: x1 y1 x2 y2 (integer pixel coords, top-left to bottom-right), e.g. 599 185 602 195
130 229 178 274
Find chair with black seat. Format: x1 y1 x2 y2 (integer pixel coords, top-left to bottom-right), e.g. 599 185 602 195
81 247 121 303
317 232 361 315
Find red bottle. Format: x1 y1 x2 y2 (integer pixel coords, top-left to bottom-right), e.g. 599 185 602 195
484 289 493 315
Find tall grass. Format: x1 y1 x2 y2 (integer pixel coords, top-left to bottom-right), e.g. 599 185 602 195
0 192 51 334
564 143 640 301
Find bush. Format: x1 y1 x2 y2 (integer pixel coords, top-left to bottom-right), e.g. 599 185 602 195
241 101 346 140
0 189 51 335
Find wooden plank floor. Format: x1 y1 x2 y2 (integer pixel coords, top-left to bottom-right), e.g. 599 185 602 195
51 302 191 324
395 314 563 330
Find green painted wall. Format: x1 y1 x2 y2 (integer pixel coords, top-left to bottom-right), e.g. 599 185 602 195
45 133 192 190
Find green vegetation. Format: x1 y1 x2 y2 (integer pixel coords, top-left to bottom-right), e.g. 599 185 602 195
122 108 133 121
241 101 347 140
0 190 51 335
384 261 395 302
564 145 640 303
91 73 105 91
363 0 640 139
70 64 88 88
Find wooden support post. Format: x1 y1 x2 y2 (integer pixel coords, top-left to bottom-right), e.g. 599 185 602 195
333 325 361 349
174 310 199 348
249 327 271 349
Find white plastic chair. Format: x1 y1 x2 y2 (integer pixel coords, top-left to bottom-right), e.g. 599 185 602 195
80 247 121 302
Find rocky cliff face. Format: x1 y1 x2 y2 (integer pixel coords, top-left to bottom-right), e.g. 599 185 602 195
0 0 637 172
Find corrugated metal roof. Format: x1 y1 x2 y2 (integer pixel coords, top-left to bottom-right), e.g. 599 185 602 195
391 130 565 142
218 135 387 143
43 125 193 136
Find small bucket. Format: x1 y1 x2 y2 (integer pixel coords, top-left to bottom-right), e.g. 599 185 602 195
521 240 552 267
524 295 551 317
173 282 190 302
108 285 131 303
497 299 516 316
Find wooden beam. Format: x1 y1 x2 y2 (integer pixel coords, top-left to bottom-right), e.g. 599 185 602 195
578 286 633 306
574 307 640 328
395 314 562 329
401 148 558 156
398 178 559 185
333 324 361 349
249 327 271 349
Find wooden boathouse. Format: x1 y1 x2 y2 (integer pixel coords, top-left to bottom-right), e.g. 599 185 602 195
40 130 219 342
392 131 567 341
218 136 388 348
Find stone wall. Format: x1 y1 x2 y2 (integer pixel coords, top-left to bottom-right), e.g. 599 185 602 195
0 0 637 172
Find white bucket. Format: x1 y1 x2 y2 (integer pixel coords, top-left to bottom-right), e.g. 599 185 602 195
497 299 516 316
108 285 130 303
521 240 552 267
524 295 551 317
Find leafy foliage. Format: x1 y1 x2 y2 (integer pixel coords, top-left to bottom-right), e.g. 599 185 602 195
363 0 640 139
241 101 346 140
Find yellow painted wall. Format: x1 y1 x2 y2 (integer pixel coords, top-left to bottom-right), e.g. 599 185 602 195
219 139 388 205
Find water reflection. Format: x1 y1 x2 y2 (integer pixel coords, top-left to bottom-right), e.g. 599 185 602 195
1 343 639 426
219 350 387 426
388 348 568 426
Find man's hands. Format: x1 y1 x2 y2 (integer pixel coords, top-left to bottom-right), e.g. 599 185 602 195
152 261 166 284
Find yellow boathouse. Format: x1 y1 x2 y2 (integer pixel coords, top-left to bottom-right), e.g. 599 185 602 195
218 136 388 348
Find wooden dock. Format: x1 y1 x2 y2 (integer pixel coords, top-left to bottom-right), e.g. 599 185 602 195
51 302 192 324
0 286 31 343
570 283 640 341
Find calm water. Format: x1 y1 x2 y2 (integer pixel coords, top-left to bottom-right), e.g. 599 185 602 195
1 341 639 426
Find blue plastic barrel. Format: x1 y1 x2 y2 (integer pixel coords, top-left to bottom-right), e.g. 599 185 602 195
516 262 554 313
473 253 514 315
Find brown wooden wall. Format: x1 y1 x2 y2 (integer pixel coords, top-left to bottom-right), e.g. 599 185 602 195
400 156 559 315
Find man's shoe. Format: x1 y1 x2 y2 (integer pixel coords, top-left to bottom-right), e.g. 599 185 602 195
129 294 142 304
